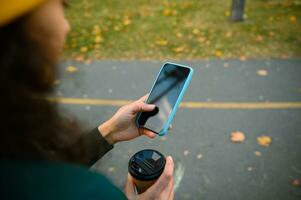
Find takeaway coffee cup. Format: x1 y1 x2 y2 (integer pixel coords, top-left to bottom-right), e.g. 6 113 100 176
128 149 166 194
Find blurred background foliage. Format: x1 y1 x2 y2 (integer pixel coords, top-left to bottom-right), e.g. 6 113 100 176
63 0 301 60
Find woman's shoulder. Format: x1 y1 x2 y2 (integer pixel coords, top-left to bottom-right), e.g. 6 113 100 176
0 160 127 200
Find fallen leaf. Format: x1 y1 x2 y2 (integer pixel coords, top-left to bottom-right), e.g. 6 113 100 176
257 135 272 147
66 65 78 73
80 46 88 53
240 55 247 61
290 15 297 22
215 50 223 58
176 32 183 38
256 35 264 42
155 39 168 46
123 18 132 26
225 31 232 38
163 9 171 16
254 151 262 156
197 36 206 43
292 179 300 187
247 167 253 171
230 131 245 143
257 69 268 76
95 35 103 43
197 154 203 159
223 63 229 68
184 150 189 156
74 55 85 62
173 46 185 53
192 28 200 35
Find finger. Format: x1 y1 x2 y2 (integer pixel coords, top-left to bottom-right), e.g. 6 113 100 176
124 173 137 199
168 124 173 131
168 185 175 200
138 93 149 102
142 129 156 139
148 156 174 192
160 177 174 200
131 102 155 114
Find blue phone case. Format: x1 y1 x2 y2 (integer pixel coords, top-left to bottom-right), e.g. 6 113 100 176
136 62 194 136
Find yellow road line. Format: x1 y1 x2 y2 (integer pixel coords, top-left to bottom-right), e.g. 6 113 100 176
47 97 301 109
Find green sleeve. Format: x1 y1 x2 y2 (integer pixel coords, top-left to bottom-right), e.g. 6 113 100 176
83 127 114 166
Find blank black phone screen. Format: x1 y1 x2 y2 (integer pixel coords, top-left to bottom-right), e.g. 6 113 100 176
137 63 190 133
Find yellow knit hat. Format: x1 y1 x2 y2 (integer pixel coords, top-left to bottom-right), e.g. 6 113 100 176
0 0 46 26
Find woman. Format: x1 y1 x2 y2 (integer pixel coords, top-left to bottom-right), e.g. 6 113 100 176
0 0 174 199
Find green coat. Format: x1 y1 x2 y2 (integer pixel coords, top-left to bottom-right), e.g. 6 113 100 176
0 128 127 200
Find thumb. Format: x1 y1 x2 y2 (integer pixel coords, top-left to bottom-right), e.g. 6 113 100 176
131 102 155 114
124 173 137 199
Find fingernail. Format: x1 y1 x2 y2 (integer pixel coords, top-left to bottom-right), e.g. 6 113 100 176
149 104 155 108
166 156 173 163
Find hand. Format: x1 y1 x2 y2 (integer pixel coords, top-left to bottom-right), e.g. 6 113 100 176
98 94 157 145
125 156 174 200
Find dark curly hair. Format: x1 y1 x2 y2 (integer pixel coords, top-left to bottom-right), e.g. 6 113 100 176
0 16 90 165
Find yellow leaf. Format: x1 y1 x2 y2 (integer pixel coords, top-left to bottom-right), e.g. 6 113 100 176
95 35 103 43
123 18 132 26
155 39 168 46
192 28 200 35
176 32 183 38
163 9 171 16
257 135 272 147
215 50 223 58
173 46 185 53
290 15 297 22
225 31 232 38
257 69 268 76
230 131 245 143
80 46 88 53
66 65 78 73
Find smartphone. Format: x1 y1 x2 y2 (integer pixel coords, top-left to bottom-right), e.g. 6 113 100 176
136 62 193 136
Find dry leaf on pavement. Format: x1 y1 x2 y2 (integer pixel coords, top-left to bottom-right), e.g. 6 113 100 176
230 131 245 143
66 65 78 73
257 69 268 76
257 135 272 147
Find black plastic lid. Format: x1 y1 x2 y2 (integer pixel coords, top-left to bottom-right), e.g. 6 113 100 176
128 149 166 181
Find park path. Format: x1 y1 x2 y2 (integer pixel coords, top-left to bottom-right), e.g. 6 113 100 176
54 59 301 200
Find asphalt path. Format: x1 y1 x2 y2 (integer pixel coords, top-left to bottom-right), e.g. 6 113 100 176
55 59 301 200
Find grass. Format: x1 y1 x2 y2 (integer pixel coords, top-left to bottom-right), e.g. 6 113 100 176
63 0 301 60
